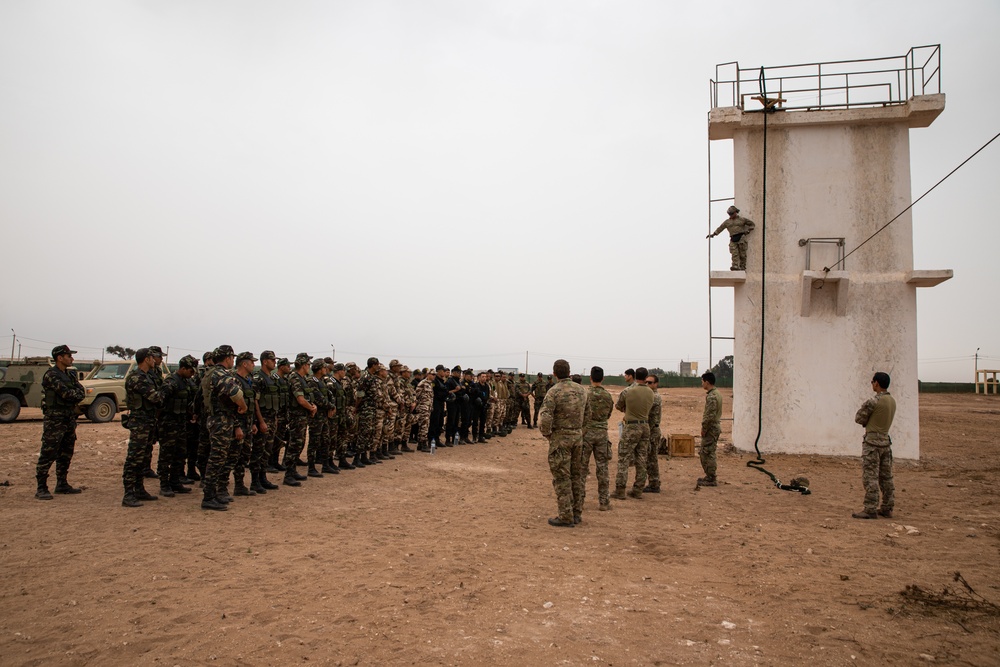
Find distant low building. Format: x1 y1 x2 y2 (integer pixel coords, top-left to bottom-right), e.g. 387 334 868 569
679 360 699 377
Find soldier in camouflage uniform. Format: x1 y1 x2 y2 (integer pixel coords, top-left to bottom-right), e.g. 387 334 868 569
852 372 897 520
398 366 417 452
155 355 199 497
613 367 654 500
581 366 614 511
319 358 342 474
516 373 532 427
698 371 722 487
283 353 317 485
306 358 332 477
140 344 166 480
356 359 387 465
194 351 215 480
530 372 548 427
382 360 403 456
494 371 509 436
268 357 292 473
708 205 756 271
35 345 86 500
251 351 282 492
341 362 361 466
539 359 590 527
200 345 247 510
182 352 211 483
413 368 435 451
329 363 353 469
230 352 259 496
122 348 166 507
643 374 663 493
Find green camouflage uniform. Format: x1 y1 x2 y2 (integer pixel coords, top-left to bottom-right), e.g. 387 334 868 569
581 385 614 507
37 366 85 487
157 370 197 488
856 391 896 514
615 383 654 493
712 214 756 270
531 376 548 426
539 378 590 522
645 391 663 489
123 367 164 493
701 387 722 482
201 365 244 498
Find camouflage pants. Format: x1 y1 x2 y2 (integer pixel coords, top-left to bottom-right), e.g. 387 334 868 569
232 420 254 481
332 418 347 459
36 414 78 482
700 425 720 480
414 403 432 443
393 405 407 442
140 422 159 472
156 416 188 484
203 413 237 495
253 411 277 473
862 438 894 513
615 423 649 491
282 413 309 468
123 417 156 491
729 240 748 270
581 427 612 506
197 420 211 474
185 421 200 473
307 416 328 465
345 407 358 453
357 408 380 453
548 432 583 521
271 413 288 463
519 400 530 425
645 427 662 488
533 397 543 425
381 404 398 447
485 402 496 430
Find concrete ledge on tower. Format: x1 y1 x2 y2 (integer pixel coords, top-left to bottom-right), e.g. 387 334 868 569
906 269 953 287
801 270 849 317
709 270 746 287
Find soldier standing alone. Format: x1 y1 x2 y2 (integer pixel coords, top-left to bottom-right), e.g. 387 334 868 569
698 371 722 487
35 345 86 500
539 359 590 528
852 372 896 520
708 205 755 270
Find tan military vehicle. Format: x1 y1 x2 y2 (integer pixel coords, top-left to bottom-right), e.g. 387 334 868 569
78 359 173 423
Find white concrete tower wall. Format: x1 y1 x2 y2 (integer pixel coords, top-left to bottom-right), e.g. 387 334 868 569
710 96 949 460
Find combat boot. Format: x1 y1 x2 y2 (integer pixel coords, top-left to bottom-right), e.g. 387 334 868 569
547 516 574 528
216 483 233 503
611 486 627 500
307 464 323 478
159 483 176 498
54 476 83 494
369 450 384 464
599 501 612 511
382 444 396 460
201 491 227 511
387 442 402 455
185 465 201 482
338 456 356 470
398 442 414 453
321 461 340 475
259 471 279 490
122 491 143 508
352 453 367 468
234 476 256 496
696 477 717 487
134 481 159 502
142 468 159 479
283 471 302 487
627 488 643 500
35 476 53 501
643 485 661 493
170 481 193 494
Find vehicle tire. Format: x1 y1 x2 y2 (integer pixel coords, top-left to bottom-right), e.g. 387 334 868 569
0 394 21 423
87 396 117 423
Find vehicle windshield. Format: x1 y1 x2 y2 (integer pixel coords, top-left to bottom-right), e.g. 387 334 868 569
90 363 132 380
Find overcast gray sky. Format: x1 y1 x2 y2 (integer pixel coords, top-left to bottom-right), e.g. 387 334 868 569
1 0 996 380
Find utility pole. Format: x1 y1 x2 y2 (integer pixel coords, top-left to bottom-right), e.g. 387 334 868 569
331 344 335 361
975 347 980 394
525 351 528 375
10 329 14 362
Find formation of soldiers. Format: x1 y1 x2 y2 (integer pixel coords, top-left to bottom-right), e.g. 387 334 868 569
33 344 556 512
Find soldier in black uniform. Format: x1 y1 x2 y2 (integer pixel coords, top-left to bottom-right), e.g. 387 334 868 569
122 348 165 507
35 345 86 500
141 344 167 480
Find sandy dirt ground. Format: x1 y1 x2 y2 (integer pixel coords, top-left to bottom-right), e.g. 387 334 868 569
1 388 998 666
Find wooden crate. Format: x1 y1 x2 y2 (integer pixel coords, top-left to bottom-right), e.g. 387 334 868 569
668 433 696 457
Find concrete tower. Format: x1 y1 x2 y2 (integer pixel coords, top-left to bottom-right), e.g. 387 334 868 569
708 48 950 460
